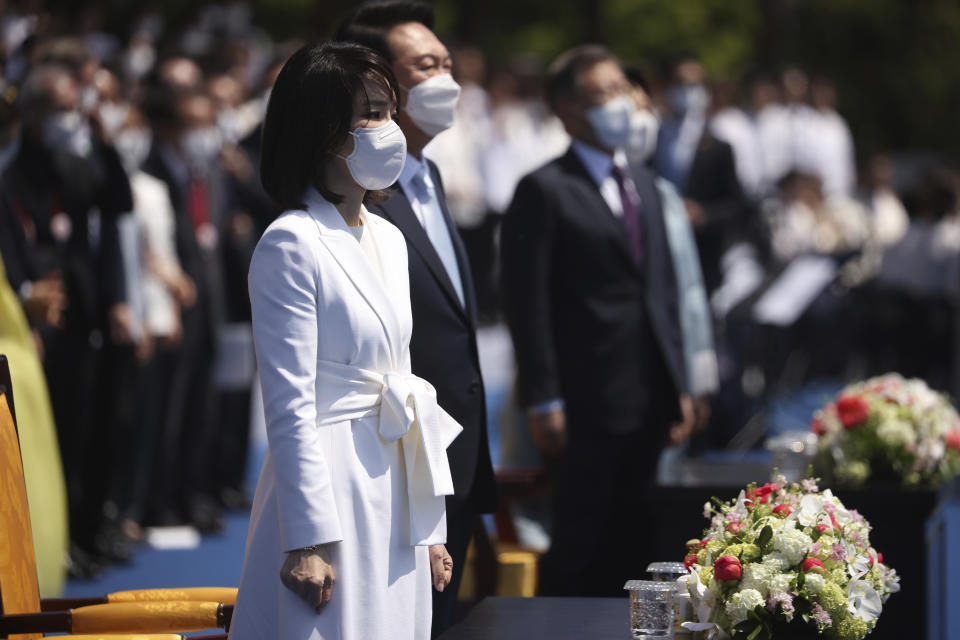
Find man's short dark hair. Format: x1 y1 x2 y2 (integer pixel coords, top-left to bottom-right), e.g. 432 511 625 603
545 44 619 111
334 1 434 62
259 41 400 210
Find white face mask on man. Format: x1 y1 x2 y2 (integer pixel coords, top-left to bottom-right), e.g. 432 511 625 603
337 119 407 190
585 95 635 151
401 73 461 137
180 126 223 170
43 110 93 158
625 109 659 163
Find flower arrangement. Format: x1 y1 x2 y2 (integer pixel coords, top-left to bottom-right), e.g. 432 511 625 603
810 373 960 486
680 477 899 640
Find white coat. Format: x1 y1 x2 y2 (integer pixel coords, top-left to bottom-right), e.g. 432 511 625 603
229 190 462 640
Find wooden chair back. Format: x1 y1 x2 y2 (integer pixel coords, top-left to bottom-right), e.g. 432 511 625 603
0 354 42 638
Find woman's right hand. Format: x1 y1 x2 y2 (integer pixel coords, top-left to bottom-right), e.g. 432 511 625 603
280 545 336 613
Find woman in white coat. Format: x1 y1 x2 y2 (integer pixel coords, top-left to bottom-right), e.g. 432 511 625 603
229 41 458 640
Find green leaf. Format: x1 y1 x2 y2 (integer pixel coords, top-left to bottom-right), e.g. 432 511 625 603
796 569 805 590
757 525 773 549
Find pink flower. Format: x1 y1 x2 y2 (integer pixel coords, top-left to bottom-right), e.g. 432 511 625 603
829 543 846 561
812 604 831 626
714 555 742 581
802 479 819 493
802 557 826 574
810 542 823 556
726 521 746 535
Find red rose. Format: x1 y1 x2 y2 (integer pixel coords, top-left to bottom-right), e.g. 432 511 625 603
836 395 869 428
772 504 792 518
829 512 842 531
684 553 698 569
811 417 826 436
714 555 742 581
816 523 830 533
746 483 780 505
802 557 826 574
946 430 960 452
877 552 883 564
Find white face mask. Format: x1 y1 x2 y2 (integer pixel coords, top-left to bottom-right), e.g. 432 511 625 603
180 126 223 169
585 95 635 150
337 120 406 190
626 109 659 163
43 110 93 158
115 127 152 174
402 73 461 137
99 101 131 138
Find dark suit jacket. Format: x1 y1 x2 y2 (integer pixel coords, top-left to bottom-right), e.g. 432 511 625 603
683 133 748 293
369 159 496 513
500 147 687 435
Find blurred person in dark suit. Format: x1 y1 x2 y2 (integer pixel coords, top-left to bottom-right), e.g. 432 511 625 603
142 85 232 532
0 62 135 574
336 2 497 633
654 56 748 294
500 45 688 597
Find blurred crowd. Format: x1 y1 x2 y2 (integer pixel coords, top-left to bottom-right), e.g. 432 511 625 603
1 0 959 582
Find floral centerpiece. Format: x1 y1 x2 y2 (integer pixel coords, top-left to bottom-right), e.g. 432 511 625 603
810 373 960 486
680 478 899 640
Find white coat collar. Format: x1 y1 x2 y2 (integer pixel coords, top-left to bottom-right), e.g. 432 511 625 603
303 189 404 368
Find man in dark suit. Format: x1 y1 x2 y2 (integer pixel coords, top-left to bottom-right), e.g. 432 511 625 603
336 3 497 634
500 45 688 597
654 56 748 294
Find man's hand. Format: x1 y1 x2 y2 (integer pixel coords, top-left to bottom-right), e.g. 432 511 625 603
527 407 567 457
22 274 67 328
429 544 453 592
684 198 706 229
109 303 135 344
280 546 336 614
669 394 696 445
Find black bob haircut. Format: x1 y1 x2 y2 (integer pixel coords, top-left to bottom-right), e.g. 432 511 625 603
334 1 434 62
260 41 401 211
545 44 619 112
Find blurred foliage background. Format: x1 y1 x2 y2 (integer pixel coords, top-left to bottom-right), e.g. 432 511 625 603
68 0 960 157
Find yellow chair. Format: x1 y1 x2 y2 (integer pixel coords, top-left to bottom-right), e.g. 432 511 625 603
0 355 232 639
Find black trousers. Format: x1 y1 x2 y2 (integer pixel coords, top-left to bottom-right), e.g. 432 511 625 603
538 422 666 597
431 494 477 638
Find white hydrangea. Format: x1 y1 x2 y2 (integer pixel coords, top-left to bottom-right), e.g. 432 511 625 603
773 528 813 566
769 572 794 594
725 588 765 624
740 563 775 596
876 418 916 448
762 552 792 571
805 573 826 593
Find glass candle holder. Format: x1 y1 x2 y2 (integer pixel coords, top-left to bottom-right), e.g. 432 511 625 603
646 561 690 582
624 580 675 640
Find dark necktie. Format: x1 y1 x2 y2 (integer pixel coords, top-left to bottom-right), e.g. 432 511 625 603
612 165 644 264
188 174 211 231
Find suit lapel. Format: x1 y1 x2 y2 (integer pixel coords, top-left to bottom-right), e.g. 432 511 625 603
559 149 641 275
304 192 403 366
428 163 477 328
376 184 470 324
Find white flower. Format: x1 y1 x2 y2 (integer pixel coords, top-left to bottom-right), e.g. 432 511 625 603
773 528 813 566
877 418 916 448
761 552 791 571
847 579 882 622
797 494 824 526
769 572 794 594
804 573 826 593
740 563 775 597
725 588 765 624
704 501 713 519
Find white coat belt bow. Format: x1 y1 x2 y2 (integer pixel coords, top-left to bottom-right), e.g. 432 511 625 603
314 360 463 546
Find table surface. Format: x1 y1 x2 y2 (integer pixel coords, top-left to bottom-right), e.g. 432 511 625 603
438 597 631 640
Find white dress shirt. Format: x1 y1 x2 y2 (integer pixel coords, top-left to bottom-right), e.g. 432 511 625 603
570 139 639 217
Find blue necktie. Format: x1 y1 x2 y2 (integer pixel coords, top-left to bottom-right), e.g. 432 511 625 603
411 165 465 307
